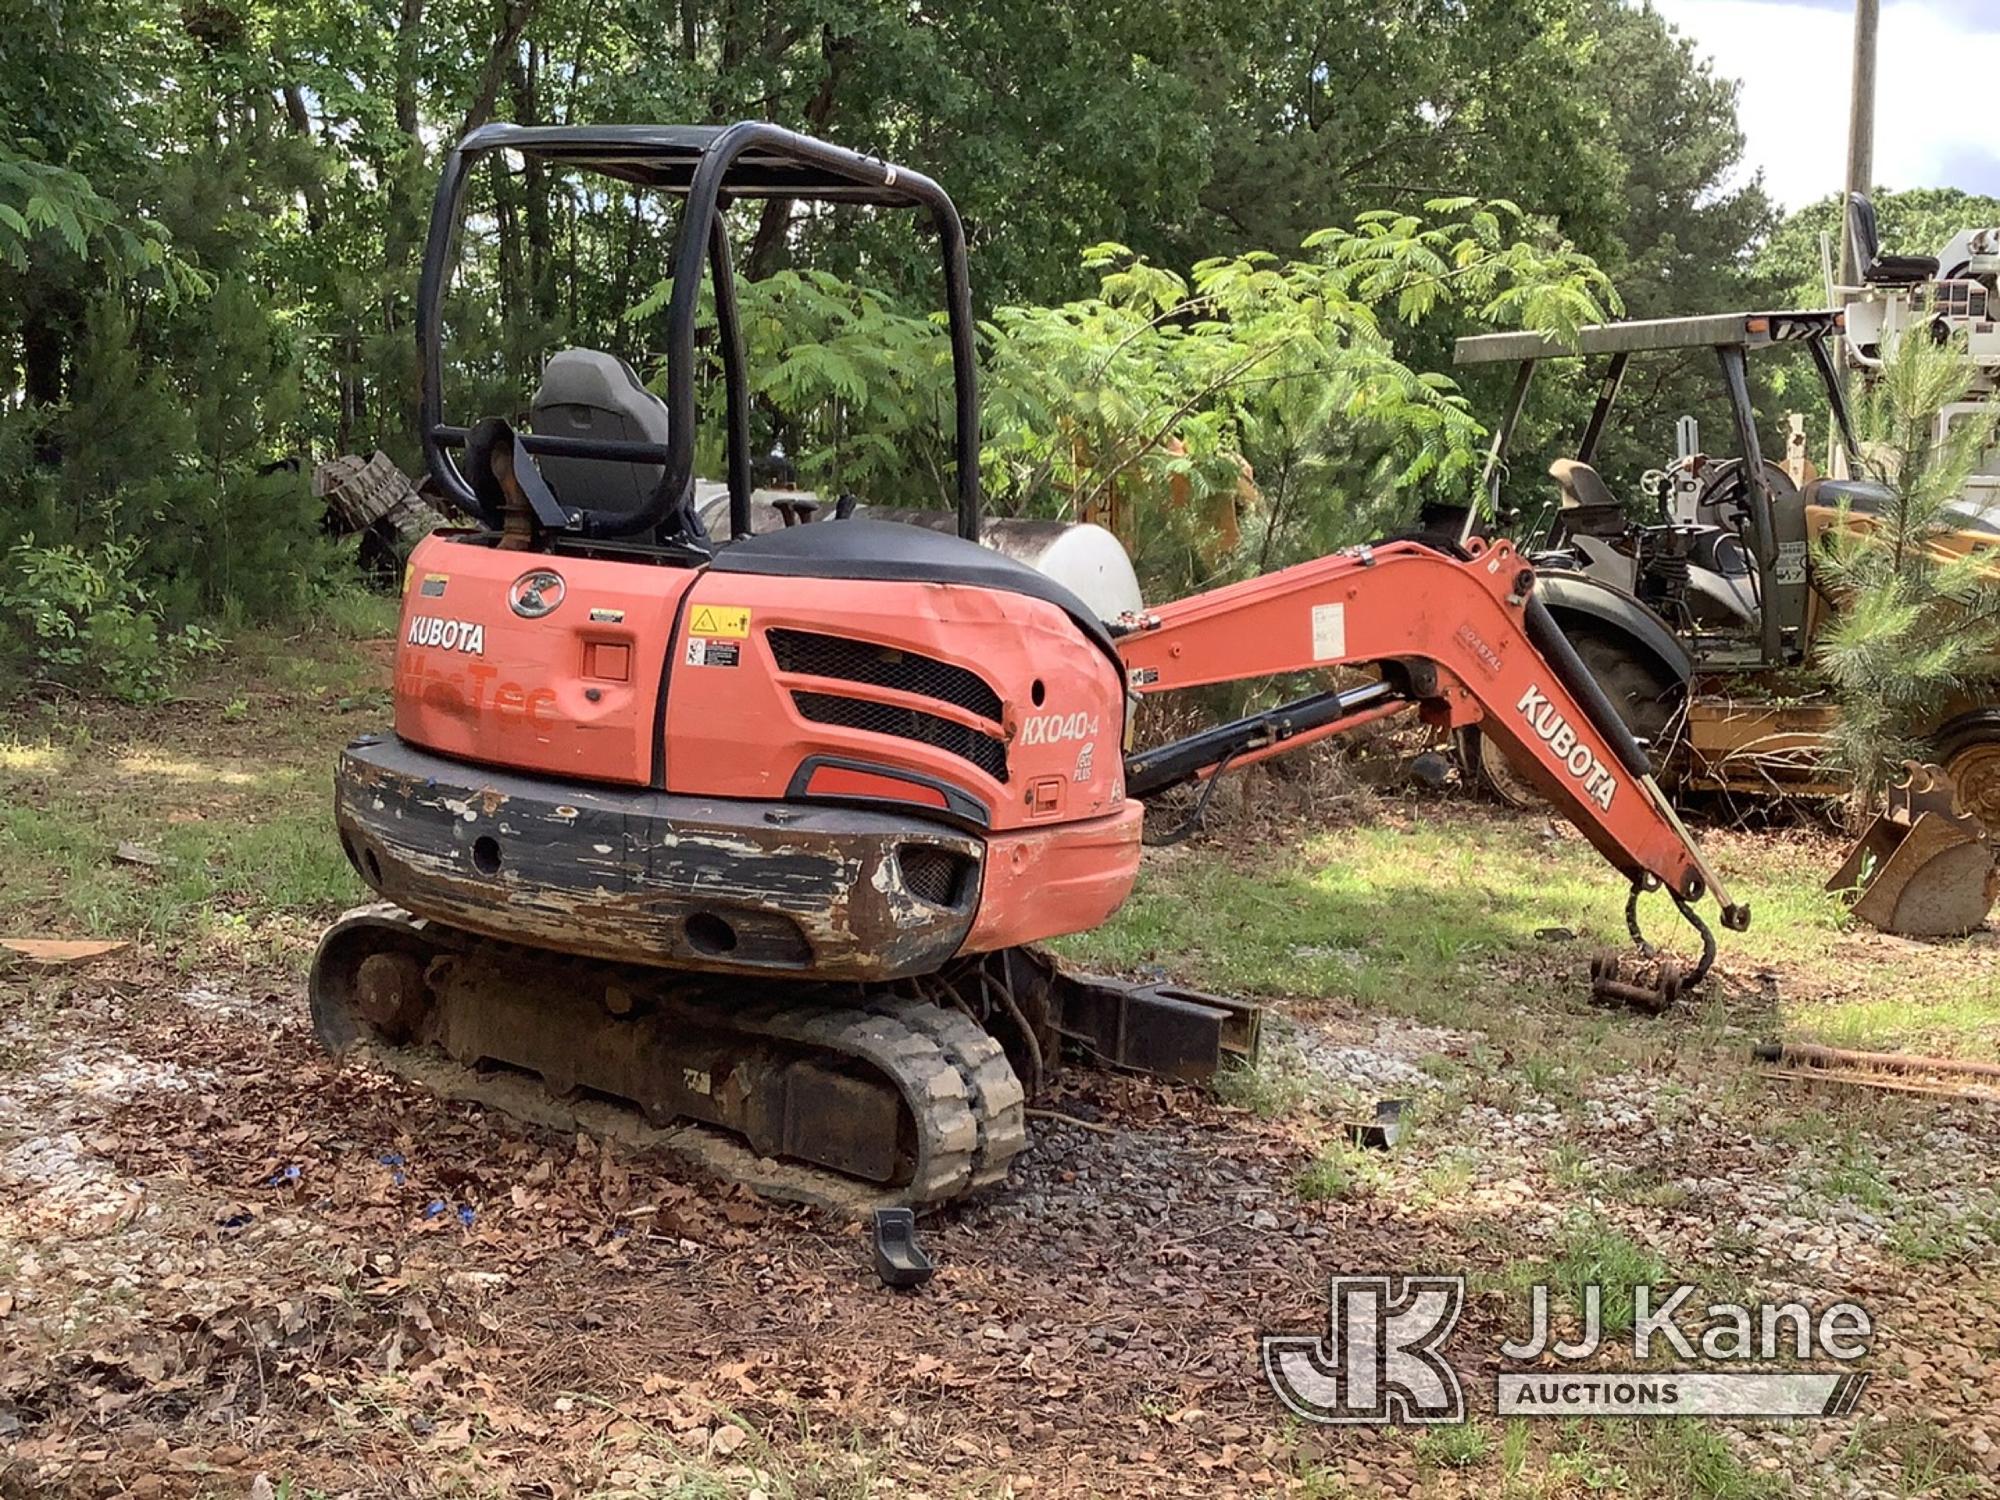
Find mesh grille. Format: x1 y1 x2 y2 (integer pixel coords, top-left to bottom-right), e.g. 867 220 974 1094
793 691 1008 782
898 845 972 907
768 629 1002 724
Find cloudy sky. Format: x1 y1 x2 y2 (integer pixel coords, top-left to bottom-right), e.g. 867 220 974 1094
1653 0 2000 209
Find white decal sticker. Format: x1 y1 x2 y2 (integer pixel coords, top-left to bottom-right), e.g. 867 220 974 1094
1022 711 1100 746
1773 540 1809 587
1312 602 1347 661
406 615 485 655
1515 684 1618 810
1073 742 1095 782
683 637 741 668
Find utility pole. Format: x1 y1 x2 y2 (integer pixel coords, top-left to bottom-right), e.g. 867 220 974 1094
1838 0 1880 287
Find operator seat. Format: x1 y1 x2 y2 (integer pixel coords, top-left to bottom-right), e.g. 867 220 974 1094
530 348 704 538
1549 459 1626 538
1846 193 1939 287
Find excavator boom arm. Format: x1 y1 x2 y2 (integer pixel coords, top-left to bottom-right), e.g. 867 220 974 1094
1116 537 1747 931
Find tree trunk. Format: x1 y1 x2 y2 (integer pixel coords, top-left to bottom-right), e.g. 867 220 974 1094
22 303 65 408
744 27 851 280
393 0 426 138
491 155 525 386
460 0 540 141
380 0 431 456
21 298 68 471
509 41 556 329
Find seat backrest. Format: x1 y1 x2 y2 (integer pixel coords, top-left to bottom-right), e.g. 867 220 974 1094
1847 192 1881 273
1549 458 1618 512
529 349 669 523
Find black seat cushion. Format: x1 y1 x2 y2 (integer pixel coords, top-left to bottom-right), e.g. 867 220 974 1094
1863 252 1939 286
708 519 1118 658
1807 477 1895 515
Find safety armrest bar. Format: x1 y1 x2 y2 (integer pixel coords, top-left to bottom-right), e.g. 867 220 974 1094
430 424 673 466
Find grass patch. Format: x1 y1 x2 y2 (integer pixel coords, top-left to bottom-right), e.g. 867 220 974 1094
313 587 402 641
1057 806 2000 1069
1547 1141 1598 1192
0 626 384 956
1544 1215 1668 1337
1414 1416 1492 1469
1417 1146 1480 1203
1055 820 1622 1029
1625 1419 1781 1499
1886 1193 2000 1264
1853 1418 1987 1498
1514 1419 1632 1494
1213 1048 1318 1119
1817 1132 1895 1211
0 762 362 944
1295 1138 1385 1202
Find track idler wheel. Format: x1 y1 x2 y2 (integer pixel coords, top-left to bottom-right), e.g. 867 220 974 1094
354 951 432 1041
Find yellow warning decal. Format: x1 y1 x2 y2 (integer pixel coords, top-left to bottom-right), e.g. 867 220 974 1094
688 604 751 639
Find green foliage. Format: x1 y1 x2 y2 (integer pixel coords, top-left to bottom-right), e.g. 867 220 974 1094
1413 1417 1491 1470
1815 332 2000 806
1544 1214 1666 1336
0 149 164 278
1295 1139 1384 1202
0 0 1823 683
662 201 1616 597
1212 1046 1316 1120
663 268 961 504
1 289 343 633
0 536 220 701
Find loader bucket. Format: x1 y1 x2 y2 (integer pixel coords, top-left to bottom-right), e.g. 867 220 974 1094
1827 762 2000 938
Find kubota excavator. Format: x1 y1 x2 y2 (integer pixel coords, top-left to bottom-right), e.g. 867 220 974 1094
311 122 1750 1209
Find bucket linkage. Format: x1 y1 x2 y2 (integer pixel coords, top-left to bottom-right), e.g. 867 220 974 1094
1590 881 1718 1013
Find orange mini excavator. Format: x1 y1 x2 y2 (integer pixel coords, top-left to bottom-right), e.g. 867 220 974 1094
312 123 1749 1208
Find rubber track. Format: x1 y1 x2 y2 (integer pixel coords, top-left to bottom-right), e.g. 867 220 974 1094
311 906 1029 1212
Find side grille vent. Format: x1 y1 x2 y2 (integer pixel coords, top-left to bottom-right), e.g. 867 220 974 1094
898 845 974 908
792 691 1008 782
768 629 1002 724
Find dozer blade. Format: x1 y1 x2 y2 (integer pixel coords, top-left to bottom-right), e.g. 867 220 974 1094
1827 763 2000 938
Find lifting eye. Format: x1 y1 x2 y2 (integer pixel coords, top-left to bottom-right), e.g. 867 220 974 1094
1030 678 1046 707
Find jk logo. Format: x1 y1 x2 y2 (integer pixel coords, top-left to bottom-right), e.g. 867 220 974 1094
1262 1274 1466 1424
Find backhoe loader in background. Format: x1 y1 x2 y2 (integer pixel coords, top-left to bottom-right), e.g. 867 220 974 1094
1451 241 2000 936
311 122 1747 1212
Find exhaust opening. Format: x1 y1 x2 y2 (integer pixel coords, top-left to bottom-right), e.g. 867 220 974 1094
685 911 739 956
898 845 974 908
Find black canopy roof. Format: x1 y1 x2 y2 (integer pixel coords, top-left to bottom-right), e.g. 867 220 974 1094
453 123 932 207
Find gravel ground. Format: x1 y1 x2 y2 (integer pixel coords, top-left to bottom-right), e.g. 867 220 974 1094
2 940 1997 1498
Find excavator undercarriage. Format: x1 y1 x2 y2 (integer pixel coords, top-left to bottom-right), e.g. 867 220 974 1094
310 120 1752 1213
315 908 1034 1208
